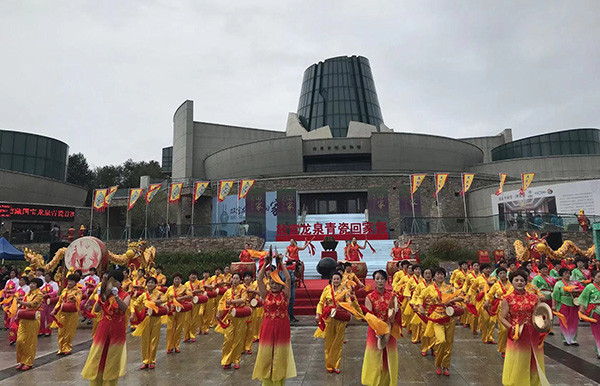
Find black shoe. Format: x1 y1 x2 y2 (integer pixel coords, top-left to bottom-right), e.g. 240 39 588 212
290 317 299 323
548 332 554 336
571 342 579 347
563 342 569 346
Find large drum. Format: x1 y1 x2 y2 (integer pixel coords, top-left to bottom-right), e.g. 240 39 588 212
386 261 400 279
231 307 252 318
231 262 256 278
350 261 368 280
64 237 109 275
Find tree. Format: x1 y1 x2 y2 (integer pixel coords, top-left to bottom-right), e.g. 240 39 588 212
93 165 124 188
67 153 94 188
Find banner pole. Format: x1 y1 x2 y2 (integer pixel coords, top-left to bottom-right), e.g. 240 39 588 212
190 191 195 237
166 193 170 238
462 174 470 232
436 193 441 233
237 180 240 235
144 202 148 240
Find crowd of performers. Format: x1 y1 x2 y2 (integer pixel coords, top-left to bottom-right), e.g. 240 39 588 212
1 239 600 386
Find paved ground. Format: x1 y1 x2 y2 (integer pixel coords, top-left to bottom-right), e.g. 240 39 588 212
0 318 599 385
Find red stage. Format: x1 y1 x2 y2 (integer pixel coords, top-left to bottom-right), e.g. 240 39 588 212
293 279 379 316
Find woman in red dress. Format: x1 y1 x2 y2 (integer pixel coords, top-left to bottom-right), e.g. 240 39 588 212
252 254 297 385
81 270 131 385
390 240 402 261
285 238 308 262
346 237 367 262
500 269 549 386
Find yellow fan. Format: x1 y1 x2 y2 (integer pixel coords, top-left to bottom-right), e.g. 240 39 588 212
364 313 390 336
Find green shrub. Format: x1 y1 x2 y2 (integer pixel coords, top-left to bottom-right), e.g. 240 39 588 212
427 239 477 262
419 254 441 272
154 250 240 284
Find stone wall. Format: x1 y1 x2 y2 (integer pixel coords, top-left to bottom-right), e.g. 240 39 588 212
406 230 594 259
13 236 265 257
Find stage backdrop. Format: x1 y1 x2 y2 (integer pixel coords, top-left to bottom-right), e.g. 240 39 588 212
245 186 266 239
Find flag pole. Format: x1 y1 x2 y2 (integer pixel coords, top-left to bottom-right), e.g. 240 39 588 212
236 180 240 235
126 189 130 240
144 201 148 240
462 173 471 232
189 185 195 237
166 189 170 238
89 190 94 237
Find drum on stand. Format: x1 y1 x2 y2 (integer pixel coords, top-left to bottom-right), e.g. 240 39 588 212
350 261 368 281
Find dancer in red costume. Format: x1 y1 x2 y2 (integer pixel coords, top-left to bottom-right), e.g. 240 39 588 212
390 240 403 261
252 254 296 385
285 238 309 262
346 237 367 262
239 243 254 262
81 270 131 385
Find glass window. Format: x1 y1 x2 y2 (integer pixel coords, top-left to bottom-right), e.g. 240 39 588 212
522 145 530 157
12 155 24 171
25 135 37 156
37 137 47 158
530 136 540 144
571 141 581 153
513 145 522 158
541 142 551 154
559 132 570 141
569 131 580 141
561 141 570 154
550 133 560 141
550 141 561 155
0 154 11 169
1 131 14 153
13 133 26 155
24 156 35 174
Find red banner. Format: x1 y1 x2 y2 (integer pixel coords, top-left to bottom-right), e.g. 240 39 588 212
478 250 490 263
493 249 505 262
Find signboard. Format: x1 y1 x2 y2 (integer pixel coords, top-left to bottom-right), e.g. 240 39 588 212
478 250 490 263
491 179 600 230
0 203 76 221
493 249 505 262
275 221 389 241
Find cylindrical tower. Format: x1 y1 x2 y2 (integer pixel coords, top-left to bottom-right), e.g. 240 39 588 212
297 55 384 137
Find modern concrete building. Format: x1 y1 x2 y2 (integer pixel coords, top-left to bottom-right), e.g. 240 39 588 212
159 55 599 241
0 129 88 241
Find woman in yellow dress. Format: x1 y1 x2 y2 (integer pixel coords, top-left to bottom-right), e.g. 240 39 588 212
183 270 203 343
403 265 425 335
52 273 82 355
81 270 131 385
131 276 166 369
200 270 217 334
315 270 352 374
243 271 259 354
216 272 249 369
486 267 513 358
500 269 549 386
361 269 399 386
408 268 434 354
15 278 44 371
165 272 192 354
418 267 463 376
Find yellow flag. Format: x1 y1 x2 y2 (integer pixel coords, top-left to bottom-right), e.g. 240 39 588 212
194 181 209 202
218 180 234 202
169 182 183 203
128 188 143 211
460 173 475 195
410 174 427 195
93 189 107 211
104 186 119 205
145 183 161 203
495 173 508 196
434 173 449 197
238 179 255 199
519 173 535 195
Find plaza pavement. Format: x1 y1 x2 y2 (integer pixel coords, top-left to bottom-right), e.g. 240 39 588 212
0 318 599 385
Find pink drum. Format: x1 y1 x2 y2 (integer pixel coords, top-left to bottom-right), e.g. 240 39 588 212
350 261 367 280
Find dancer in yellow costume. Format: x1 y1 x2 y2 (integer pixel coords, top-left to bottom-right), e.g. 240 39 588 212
468 263 497 344
409 268 434 353
419 267 463 377
341 262 365 317
165 273 192 353
216 272 249 369
132 277 166 369
53 274 82 355
15 278 44 371
450 261 470 326
403 265 425 334
393 264 413 327
183 270 203 342
462 262 480 334
200 270 217 334
243 271 259 354
213 267 226 327
315 271 352 374
486 267 513 357
391 260 410 289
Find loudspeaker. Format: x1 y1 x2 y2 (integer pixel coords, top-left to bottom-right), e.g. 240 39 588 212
545 232 563 251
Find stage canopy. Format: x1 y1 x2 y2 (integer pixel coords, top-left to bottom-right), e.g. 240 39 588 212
0 237 25 260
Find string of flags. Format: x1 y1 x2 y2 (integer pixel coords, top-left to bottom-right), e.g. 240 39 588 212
92 179 258 212
410 172 535 197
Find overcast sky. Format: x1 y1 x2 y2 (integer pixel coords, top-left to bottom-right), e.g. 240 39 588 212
1 1 598 167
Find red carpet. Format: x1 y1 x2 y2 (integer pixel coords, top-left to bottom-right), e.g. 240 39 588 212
293 279 378 316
